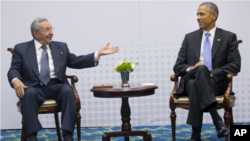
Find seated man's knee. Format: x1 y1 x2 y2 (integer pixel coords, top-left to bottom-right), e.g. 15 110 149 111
196 65 208 70
196 65 210 72
60 85 74 97
23 87 37 100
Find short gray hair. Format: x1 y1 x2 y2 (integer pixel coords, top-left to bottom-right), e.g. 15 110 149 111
30 17 48 39
199 2 219 20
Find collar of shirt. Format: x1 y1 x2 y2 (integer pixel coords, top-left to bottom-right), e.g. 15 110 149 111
202 26 216 38
34 39 50 51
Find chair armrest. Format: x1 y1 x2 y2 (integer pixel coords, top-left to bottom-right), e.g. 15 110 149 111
170 73 179 82
169 73 179 108
170 73 179 95
66 75 78 83
227 72 238 78
223 72 237 106
7 48 14 54
66 75 81 110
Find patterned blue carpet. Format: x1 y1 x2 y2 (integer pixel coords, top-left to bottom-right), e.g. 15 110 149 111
1 123 249 141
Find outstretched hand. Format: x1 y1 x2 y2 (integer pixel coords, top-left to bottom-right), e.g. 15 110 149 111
97 42 119 57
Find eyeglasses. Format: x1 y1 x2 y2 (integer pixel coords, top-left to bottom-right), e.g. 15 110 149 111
41 27 55 33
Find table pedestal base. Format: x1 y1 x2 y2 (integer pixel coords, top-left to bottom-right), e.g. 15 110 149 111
102 130 152 141
91 86 158 141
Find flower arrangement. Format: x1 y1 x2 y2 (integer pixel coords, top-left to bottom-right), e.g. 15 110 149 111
113 60 139 72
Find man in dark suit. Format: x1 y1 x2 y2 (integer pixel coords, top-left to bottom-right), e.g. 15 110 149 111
8 17 119 141
173 2 241 141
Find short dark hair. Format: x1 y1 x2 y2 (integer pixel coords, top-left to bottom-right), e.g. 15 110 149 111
199 2 219 20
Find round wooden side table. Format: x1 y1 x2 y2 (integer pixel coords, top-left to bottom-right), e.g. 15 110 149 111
91 84 158 141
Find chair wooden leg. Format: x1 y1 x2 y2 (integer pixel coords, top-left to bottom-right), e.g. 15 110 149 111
230 107 234 125
143 131 152 141
170 108 176 141
21 117 28 141
54 112 62 141
102 133 111 141
224 108 230 141
76 110 81 141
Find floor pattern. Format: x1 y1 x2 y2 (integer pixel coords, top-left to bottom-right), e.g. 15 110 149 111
1 123 249 141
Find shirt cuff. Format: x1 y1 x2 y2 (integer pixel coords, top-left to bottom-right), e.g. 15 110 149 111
12 78 18 84
94 51 100 61
94 51 100 66
186 67 192 72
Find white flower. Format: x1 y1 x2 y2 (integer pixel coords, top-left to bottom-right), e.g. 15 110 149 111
113 64 118 71
132 63 136 70
118 60 124 66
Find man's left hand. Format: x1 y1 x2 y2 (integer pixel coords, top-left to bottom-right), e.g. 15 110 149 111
98 42 119 57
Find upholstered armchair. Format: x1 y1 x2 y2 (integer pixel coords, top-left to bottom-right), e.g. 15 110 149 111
7 48 82 141
169 40 242 141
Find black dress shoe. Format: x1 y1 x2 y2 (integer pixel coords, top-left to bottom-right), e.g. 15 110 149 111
64 137 73 141
190 139 201 141
29 138 38 141
64 139 73 141
216 121 230 138
64 134 73 141
29 132 38 141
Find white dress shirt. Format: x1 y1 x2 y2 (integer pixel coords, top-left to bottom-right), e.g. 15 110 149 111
12 40 100 83
34 39 57 78
186 26 216 72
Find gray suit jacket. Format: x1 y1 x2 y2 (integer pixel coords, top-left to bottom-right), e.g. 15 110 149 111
173 28 241 95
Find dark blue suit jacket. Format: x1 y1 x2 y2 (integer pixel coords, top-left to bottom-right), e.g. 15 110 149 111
173 28 241 95
8 40 97 87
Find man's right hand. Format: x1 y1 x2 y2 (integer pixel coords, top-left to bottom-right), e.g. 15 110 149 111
13 79 28 98
189 62 205 71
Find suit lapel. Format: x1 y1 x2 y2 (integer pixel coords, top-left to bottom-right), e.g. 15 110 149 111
50 42 60 76
26 40 39 78
212 28 222 59
195 29 203 61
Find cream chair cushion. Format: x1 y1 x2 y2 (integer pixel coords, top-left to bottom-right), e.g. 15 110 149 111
40 99 58 107
174 95 236 104
17 99 58 112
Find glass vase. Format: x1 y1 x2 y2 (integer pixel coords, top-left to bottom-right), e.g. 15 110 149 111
120 71 130 87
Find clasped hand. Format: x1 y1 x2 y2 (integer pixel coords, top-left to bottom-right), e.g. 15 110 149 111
190 62 205 70
189 62 212 76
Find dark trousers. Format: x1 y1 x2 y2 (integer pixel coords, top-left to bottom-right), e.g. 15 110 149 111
180 65 222 129
21 79 76 137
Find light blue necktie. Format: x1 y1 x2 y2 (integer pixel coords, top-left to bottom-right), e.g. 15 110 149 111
40 45 50 85
203 33 212 70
